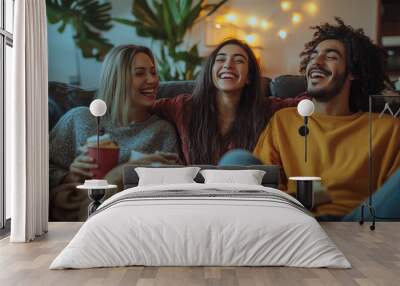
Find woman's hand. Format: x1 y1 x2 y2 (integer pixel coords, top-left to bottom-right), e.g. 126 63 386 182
63 150 98 183
70 153 98 177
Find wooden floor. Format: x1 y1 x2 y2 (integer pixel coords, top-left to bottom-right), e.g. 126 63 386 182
0 222 399 286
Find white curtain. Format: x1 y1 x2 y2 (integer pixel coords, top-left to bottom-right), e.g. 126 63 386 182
7 0 49 242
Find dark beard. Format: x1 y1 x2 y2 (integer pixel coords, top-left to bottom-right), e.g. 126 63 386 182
308 70 348 102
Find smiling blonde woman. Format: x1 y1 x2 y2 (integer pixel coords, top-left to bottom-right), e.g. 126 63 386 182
49 45 179 221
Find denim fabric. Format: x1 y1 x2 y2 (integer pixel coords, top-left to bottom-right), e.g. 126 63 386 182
343 168 400 221
219 149 262 166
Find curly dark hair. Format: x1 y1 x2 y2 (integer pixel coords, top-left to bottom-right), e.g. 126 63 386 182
299 17 391 112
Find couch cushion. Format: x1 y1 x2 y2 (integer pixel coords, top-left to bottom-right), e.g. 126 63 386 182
157 80 196 99
270 75 307 98
49 82 95 130
157 77 272 99
48 77 273 130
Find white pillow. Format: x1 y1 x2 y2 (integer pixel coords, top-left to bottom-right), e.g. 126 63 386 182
135 167 201 186
200 169 266 185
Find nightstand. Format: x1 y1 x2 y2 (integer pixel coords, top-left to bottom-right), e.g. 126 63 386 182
77 183 117 216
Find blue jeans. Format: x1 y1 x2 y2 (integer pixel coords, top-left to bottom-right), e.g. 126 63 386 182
219 149 400 221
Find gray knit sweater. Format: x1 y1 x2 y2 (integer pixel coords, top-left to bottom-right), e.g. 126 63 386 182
49 106 179 188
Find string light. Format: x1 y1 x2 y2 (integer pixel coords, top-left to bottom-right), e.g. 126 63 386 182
278 29 287 39
245 34 256 45
225 13 238 23
210 1 318 44
248 16 258 27
281 1 292 11
215 15 225 24
260 20 272 30
292 12 302 24
304 2 318 15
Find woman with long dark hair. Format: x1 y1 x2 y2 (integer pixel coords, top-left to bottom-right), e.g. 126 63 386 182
153 39 302 164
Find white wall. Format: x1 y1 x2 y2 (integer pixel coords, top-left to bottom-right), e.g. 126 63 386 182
48 0 378 88
226 0 378 77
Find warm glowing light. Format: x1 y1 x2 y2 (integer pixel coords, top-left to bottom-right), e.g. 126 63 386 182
291 12 302 24
278 29 287 39
281 1 292 11
215 15 225 23
244 34 256 45
206 21 238 46
304 2 318 15
252 47 262 61
260 20 272 30
225 13 238 23
248 16 258 27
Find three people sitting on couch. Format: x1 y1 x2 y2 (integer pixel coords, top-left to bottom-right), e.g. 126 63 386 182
50 18 400 221
50 39 303 221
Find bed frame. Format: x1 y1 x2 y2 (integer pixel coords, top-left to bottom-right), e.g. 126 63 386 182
123 165 280 190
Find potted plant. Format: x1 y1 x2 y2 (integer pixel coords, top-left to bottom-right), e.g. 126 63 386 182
114 0 228 80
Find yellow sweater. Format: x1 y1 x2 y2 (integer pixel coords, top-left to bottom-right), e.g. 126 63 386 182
254 107 400 217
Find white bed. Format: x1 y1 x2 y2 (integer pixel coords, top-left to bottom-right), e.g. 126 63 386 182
50 182 351 269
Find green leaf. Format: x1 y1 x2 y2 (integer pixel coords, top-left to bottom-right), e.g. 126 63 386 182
132 0 161 30
113 17 136 27
161 1 175 43
57 21 67 33
179 0 191 17
168 0 182 24
182 0 202 30
46 0 113 61
46 3 65 23
74 24 113 60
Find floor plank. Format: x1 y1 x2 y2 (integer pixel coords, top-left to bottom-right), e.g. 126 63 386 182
0 222 399 286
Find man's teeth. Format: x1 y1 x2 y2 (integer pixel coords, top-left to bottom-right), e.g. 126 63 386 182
310 70 328 79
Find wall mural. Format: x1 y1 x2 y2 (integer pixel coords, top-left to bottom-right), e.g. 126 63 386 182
47 1 400 223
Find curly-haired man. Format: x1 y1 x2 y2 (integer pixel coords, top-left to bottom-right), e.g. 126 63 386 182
253 18 400 220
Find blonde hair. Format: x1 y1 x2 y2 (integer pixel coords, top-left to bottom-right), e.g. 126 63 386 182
96 45 156 126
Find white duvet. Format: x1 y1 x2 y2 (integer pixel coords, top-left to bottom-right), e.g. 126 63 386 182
50 183 351 269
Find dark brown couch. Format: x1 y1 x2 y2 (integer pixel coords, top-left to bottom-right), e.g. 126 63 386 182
49 75 307 131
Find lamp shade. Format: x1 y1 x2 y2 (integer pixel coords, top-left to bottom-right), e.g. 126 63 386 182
297 99 314 117
89 99 107 117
